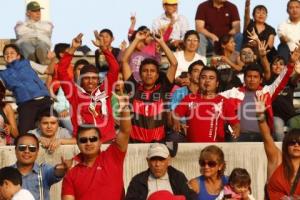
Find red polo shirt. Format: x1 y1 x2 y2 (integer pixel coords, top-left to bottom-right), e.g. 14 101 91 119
62 143 126 200
195 0 240 38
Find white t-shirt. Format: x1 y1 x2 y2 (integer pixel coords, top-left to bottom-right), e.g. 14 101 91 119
278 19 300 51
174 51 207 77
12 189 35 200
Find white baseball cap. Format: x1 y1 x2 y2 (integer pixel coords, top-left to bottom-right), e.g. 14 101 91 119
147 143 170 159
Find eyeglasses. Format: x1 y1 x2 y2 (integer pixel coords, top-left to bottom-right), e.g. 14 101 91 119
199 160 218 168
78 136 98 144
17 144 37 152
287 140 300 146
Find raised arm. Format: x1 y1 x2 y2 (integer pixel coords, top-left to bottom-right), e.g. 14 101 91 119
154 32 178 83
257 40 271 81
243 0 251 31
115 95 132 152
256 95 282 179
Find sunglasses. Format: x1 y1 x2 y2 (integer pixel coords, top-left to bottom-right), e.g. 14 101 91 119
78 136 98 144
199 160 218 168
287 140 300 146
17 144 37 152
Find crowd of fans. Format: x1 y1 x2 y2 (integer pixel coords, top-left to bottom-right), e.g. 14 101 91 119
0 0 299 199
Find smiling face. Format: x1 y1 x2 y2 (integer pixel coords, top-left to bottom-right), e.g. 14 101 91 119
80 72 99 93
184 34 200 52
253 8 267 23
199 154 224 178
3 47 21 64
271 58 285 75
15 136 39 166
77 128 101 158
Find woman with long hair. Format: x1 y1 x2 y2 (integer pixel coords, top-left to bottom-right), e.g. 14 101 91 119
188 145 228 200
256 95 300 198
0 81 19 145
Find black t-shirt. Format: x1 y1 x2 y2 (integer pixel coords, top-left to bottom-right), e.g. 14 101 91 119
267 75 297 121
243 20 276 46
95 47 120 72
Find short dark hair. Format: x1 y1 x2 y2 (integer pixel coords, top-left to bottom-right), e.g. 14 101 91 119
130 26 149 42
100 28 114 38
183 30 199 42
139 58 160 74
243 63 263 78
200 66 220 82
3 44 23 59
37 109 59 122
228 168 251 187
188 60 205 74
74 59 90 72
252 5 268 17
0 167 22 186
76 125 101 140
54 43 70 59
271 55 287 66
14 133 39 149
287 0 300 12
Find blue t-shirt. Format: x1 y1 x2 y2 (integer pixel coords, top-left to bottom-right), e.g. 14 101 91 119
197 175 228 200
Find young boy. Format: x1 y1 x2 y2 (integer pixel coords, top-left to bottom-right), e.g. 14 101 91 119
0 167 34 200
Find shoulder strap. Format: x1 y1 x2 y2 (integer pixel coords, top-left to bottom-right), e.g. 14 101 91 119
38 164 44 200
290 166 300 196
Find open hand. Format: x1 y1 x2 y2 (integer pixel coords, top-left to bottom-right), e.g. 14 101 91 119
72 33 83 49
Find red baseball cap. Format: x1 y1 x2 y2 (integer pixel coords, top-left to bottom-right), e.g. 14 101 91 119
148 190 186 200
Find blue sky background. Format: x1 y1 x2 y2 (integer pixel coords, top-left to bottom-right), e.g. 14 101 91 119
0 0 287 50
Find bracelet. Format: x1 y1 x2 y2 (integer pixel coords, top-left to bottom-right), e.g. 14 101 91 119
256 113 266 122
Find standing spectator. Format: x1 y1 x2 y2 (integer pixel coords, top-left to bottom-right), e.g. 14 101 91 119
195 0 242 56
57 33 119 142
28 110 75 153
0 81 18 145
266 56 300 141
12 133 70 200
174 30 207 86
152 0 189 50
15 1 53 65
94 29 120 72
220 47 300 141
125 143 197 200
1 44 52 134
188 145 228 199
173 67 240 142
0 167 34 200
122 30 177 143
243 1 276 62
278 0 300 62
61 96 132 200
256 95 300 199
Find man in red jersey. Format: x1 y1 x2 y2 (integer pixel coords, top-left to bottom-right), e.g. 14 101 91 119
173 67 239 142
61 94 132 200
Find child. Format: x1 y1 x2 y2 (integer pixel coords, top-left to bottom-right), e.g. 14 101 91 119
0 167 34 200
216 168 255 200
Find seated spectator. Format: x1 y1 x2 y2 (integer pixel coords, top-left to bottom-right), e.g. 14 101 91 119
14 1 53 65
122 30 177 143
216 168 255 200
243 1 276 62
12 134 70 200
62 96 131 200
278 0 300 63
111 73 126 129
266 56 300 141
168 60 204 141
28 110 75 153
211 34 243 91
174 30 207 86
95 29 121 72
173 67 240 142
195 0 242 56
188 145 228 199
148 190 186 200
0 167 34 200
1 44 52 134
125 143 197 200
0 81 18 145
152 0 189 50
256 95 300 199
57 33 119 142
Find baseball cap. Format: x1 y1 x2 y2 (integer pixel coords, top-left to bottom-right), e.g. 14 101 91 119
26 1 44 11
163 0 178 4
147 143 170 159
148 190 186 200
